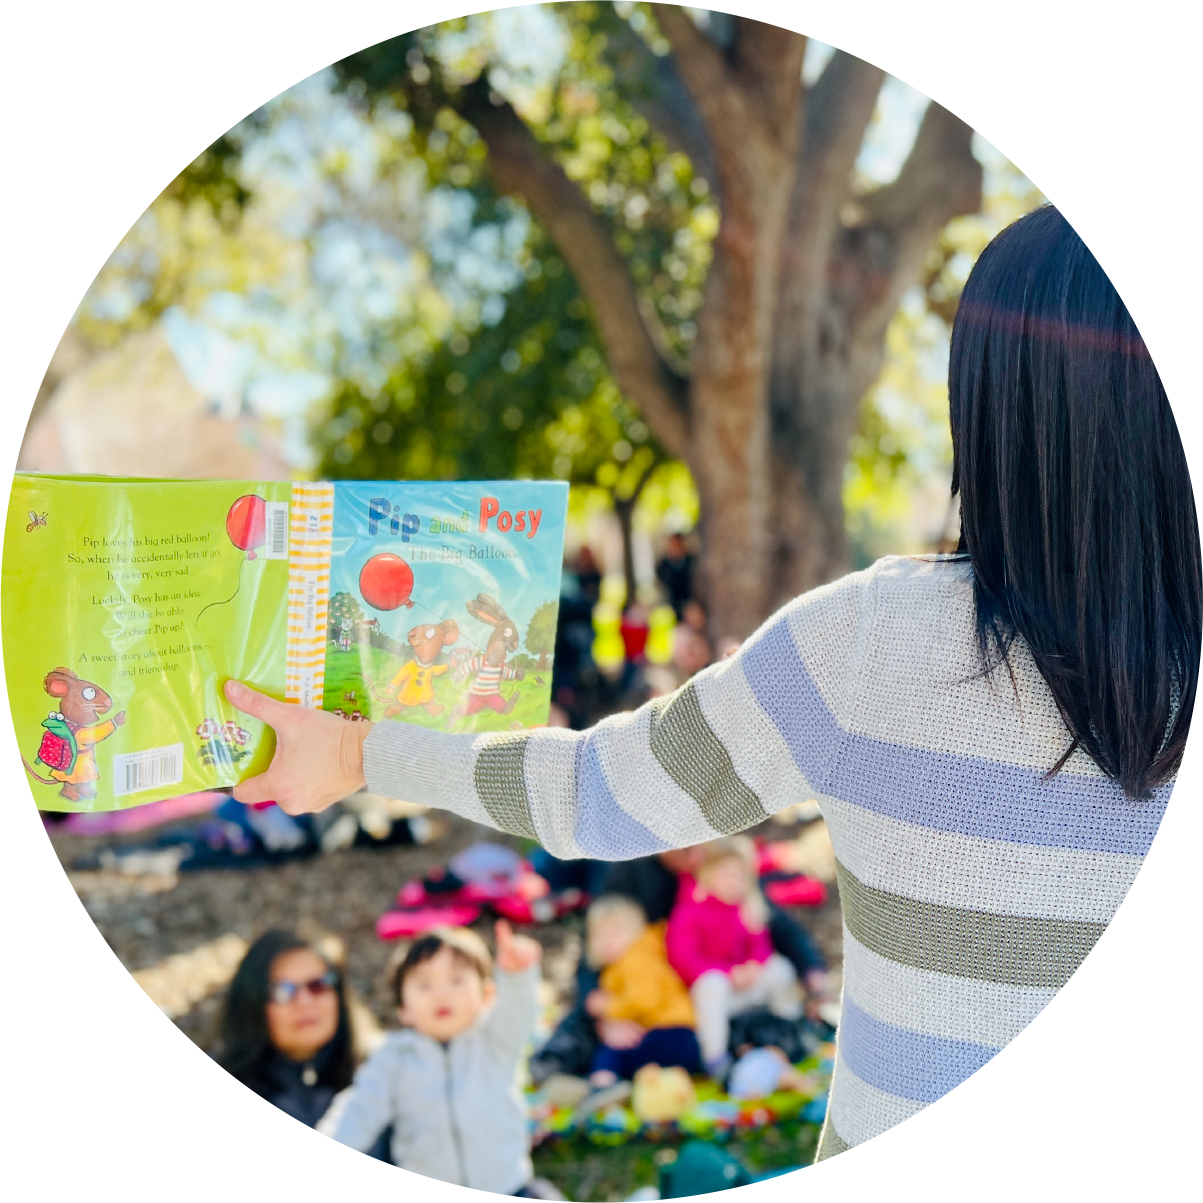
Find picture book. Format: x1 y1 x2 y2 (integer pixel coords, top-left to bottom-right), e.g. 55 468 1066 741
3 475 569 811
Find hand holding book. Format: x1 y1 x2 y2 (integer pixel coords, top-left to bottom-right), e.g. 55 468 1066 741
223 679 368 814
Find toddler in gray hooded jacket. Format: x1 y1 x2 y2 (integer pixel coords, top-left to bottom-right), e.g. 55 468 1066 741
321 921 542 1194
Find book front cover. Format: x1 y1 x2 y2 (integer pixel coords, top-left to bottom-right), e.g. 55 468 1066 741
322 481 567 735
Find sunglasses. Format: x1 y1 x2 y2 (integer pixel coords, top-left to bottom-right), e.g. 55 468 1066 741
268 969 339 1006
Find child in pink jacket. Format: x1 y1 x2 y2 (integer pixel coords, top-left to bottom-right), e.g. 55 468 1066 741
666 836 801 1077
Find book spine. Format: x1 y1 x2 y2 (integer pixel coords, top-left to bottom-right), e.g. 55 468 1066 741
285 482 334 708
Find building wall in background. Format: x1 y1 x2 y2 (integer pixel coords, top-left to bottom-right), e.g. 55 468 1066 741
19 327 290 481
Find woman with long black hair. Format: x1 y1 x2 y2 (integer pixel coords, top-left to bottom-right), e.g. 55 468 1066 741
218 931 395 1161
222 205 1200 1160
217 931 361 1134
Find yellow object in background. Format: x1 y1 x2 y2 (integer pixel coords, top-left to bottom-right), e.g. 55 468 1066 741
592 600 625 672
645 605 677 665
592 577 675 670
632 1065 697 1123
599 575 628 607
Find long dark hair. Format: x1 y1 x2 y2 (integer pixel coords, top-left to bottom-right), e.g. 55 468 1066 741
217 929 355 1093
949 204 1201 798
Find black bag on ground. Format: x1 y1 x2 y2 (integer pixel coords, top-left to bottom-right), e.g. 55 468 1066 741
727 1008 809 1062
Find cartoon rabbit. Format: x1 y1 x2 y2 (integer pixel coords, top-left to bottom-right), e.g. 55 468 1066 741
374 619 461 717
22 668 126 802
453 594 526 717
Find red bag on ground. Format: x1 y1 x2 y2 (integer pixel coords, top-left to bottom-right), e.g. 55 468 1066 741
492 884 586 924
376 904 482 940
763 876 827 908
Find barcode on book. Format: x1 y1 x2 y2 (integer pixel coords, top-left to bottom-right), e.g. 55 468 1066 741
112 744 184 797
264 502 289 560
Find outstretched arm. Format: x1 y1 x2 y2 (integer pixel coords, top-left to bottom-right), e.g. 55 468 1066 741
481 920 543 1065
224 568 875 859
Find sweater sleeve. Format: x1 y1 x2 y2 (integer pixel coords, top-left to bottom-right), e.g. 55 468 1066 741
363 566 877 861
325 1046 397 1154
481 964 541 1067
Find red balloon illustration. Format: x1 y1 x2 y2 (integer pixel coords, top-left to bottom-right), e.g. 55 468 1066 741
226 494 267 560
360 553 415 610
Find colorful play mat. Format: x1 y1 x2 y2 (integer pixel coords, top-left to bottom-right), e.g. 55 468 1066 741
526 1046 835 1149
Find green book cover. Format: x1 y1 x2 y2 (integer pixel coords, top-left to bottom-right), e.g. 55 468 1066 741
3 475 569 812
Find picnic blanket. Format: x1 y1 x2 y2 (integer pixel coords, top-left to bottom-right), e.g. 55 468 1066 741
377 842 828 939
526 1046 835 1149
377 844 591 937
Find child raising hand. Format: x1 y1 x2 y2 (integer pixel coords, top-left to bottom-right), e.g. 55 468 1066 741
495 918 542 974
321 920 542 1194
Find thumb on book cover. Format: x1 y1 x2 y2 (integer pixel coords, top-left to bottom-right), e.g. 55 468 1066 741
224 680 288 723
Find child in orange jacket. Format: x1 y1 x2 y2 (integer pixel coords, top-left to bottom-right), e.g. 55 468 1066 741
583 895 701 1086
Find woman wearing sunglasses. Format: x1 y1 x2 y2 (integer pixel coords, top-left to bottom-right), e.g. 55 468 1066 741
217 929 380 1146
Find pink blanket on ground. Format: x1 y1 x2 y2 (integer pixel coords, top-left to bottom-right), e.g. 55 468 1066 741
45 791 226 837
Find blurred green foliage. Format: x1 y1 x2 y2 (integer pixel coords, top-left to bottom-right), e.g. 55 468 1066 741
314 222 667 510
335 3 716 365
68 3 1042 568
163 132 254 223
319 4 720 566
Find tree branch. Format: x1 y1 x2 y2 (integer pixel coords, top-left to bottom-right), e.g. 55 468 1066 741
840 101 983 341
813 101 981 409
793 51 885 244
857 101 982 246
654 7 805 171
614 450 660 509
770 54 885 458
460 81 690 458
585 10 718 192
653 6 734 111
727 15 809 122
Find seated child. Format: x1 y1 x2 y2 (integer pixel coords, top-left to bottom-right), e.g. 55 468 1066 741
321 921 542 1195
584 895 700 1086
666 837 801 1078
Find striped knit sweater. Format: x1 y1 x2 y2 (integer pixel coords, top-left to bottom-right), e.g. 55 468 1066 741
361 555 1169 1158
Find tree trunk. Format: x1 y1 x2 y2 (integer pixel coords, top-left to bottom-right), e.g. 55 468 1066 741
655 8 806 642
614 492 639 608
689 179 791 639
612 457 660 608
769 98 983 602
357 15 982 638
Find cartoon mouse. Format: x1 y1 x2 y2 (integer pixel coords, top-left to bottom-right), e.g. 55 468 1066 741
374 619 461 717
22 668 126 802
453 594 526 717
